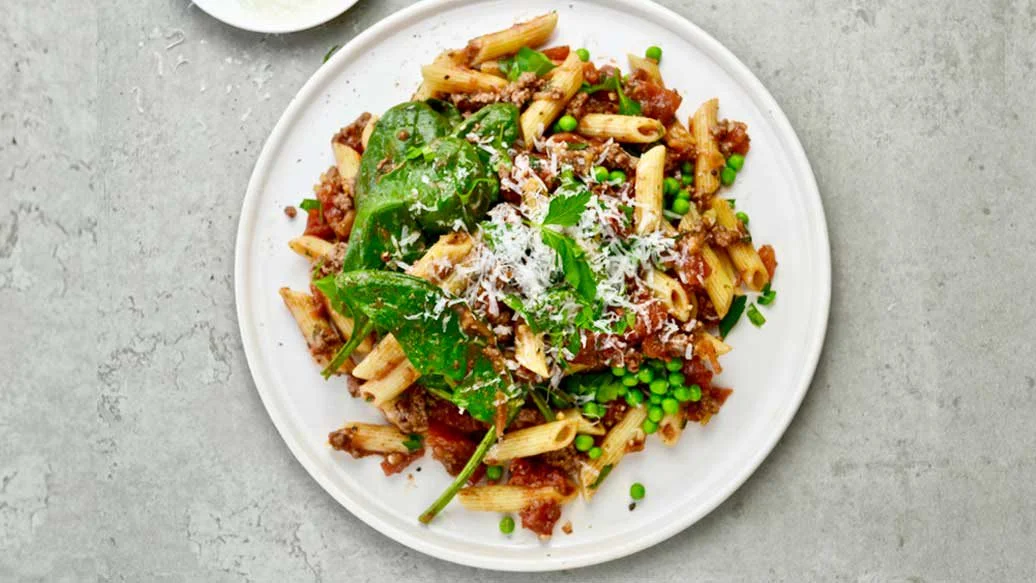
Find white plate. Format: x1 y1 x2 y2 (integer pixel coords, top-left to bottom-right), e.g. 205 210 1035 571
235 0 830 571
193 0 358 34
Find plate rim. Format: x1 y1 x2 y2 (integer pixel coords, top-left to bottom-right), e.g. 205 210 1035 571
192 0 359 34
234 0 831 571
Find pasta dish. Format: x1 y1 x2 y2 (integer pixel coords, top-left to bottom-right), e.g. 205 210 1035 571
278 12 777 538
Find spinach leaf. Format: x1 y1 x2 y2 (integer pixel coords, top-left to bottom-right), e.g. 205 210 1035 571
424 98 463 128
451 103 520 172
581 70 642 116
541 228 597 303
498 47 555 81
327 270 524 421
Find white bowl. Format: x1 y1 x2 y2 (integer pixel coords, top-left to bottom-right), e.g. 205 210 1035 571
193 0 358 34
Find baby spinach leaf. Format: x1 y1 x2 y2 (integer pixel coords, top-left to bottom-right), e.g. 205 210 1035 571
424 98 463 128
451 103 520 172
498 46 555 81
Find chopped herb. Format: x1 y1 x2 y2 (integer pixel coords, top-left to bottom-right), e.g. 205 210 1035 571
566 141 589 150
727 199 736 208
746 303 766 327
323 45 340 63
718 295 748 338
541 228 597 303
758 282 776 305
581 70 641 116
402 433 423 452
541 186 592 227
299 198 321 212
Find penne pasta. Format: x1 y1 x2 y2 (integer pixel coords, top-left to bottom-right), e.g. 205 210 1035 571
478 60 506 77
466 12 559 65
557 408 606 436
408 232 474 284
421 63 509 94
322 297 374 356
709 198 769 290
520 52 583 145
627 53 663 85
279 288 351 373
288 235 335 262
332 422 412 454
352 334 406 380
577 114 665 144
645 269 692 321
701 245 736 317
692 99 725 198
665 117 695 153
580 406 648 499
360 359 422 406
514 323 550 378
484 419 578 463
360 114 379 151
457 485 566 512
332 141 361 182
634 144 666 235
701 331 732 356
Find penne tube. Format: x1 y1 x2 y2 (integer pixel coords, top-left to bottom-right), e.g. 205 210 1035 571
701 331 732 356
421 63 509 94
576 114 665 144
279 287 351 373
466 12 559 65
353 334 407 380
457 485 566 512
557 408 606 436
359 359 422 407
634 144 666 235
478 61 506 78
331 422 412 454
332 141 361 182
408 232 474 284
514 323 550 378
645 269 692 321
627 53 664 85
288 235 335 262
360 114 379 151
520 52 583 145
658 412 685 446
484 419 578 463
701 245 735 317
665 117 695 153
580 406 648 499
692 99 725 197
709 198 769 290
322 296 374 356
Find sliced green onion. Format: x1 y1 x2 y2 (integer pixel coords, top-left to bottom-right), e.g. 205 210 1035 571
747 303 766 327
718 295 748 338
758 282 777 306
299 198 321 212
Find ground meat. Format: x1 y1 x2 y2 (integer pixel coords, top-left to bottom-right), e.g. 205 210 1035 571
284 205 297 218
313 242 348 279
563 91 590 118
510 407 546 431
715 119 751 157
625 69 682 125
448 72 542 112
427 397 488 435
426 422 482 480
333 112 372 154
540 444 580 475
708 225 744 248
598 141 638 175
684 386 733 425
508 458 574 495
601 401 630 429
642 334 691 360
312 166 356 241
380 451 422 476
520 500 563 538
302 206 335 241
381 388 429 434
758 244 778 279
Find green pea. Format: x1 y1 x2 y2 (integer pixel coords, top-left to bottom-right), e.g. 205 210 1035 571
647 358 664 371
626 390 645 407
630 482 646 500
649 378 669 395
668 372 685 387
663 177 680 196
593 165 610 182
576 48 591 62
616 383 628 397
642 419 659 434
681 160 694 175
673 385 692 402
681 172 694 186
574 434 594 452
622 373 639 387
665 359 683 372
645 46 663 61
486 465 503 481
611 366 626 377
676 189 691 200
672 198 690 215
661 397 680 415
582 401 601 418
736 211 750 226
649 393 662 405
637 367 655 384
648 405 664 423
587 446 603 460
689 384 702 402
500 515 515 534
720 166 737 186
609 169 626 184
558 114 578 132
727 153 745 171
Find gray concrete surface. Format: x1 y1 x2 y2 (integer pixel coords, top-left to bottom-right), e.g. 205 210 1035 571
2 0 1034 580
